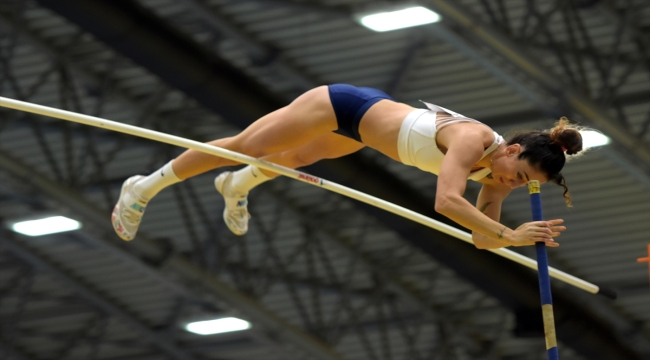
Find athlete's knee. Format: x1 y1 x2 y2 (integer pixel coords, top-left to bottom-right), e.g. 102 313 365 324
240 143 271 159
221 137 268 159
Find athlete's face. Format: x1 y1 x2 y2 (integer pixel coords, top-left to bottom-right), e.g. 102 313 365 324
492 144 548 189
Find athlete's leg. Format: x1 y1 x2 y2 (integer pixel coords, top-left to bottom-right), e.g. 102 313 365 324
216 133 364 235
172 86 337 180
113 86 338 241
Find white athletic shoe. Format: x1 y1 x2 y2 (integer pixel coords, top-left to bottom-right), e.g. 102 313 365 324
111 175 148 241
215 171 251 236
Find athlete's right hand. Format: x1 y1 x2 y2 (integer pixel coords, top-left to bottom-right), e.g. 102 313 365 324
509 220 562 247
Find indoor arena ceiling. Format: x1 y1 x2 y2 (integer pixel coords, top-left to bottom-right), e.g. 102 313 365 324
0 1 649 359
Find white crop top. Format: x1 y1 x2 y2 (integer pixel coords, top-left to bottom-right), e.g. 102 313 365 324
396 101 504 181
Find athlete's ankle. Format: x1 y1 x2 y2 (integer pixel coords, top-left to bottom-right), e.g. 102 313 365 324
134 160 182 199
229 166 271 194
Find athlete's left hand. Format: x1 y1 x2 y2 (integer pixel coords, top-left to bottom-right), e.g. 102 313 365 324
547 219 566 238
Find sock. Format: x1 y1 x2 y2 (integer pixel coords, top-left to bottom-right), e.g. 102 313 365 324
133 160 183 200
230 166 272 194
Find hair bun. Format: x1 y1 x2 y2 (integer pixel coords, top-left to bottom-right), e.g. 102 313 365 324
551 117 583 155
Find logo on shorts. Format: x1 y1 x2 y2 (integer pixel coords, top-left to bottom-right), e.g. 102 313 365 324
298 173 321 185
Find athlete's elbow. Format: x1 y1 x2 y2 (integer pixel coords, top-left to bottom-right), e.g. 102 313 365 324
472 234 488 249
434 194 456 215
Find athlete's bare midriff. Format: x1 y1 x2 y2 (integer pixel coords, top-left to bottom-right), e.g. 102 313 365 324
358 100 415 161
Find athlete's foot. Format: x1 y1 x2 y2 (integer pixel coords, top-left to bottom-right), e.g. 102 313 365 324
111 175 148 241
215 171 251 236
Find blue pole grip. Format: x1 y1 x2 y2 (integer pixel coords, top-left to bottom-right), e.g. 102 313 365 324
530 191 544 221
530 190 553 305
528 181 559 359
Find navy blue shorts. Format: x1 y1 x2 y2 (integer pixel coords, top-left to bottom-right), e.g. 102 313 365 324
328 84 393 142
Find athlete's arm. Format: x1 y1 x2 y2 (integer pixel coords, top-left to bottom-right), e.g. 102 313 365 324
434 128 557 248
472 181 513 249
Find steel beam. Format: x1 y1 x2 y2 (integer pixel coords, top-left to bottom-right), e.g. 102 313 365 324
35 0 283 129
424 0 650 167
0 233 196 360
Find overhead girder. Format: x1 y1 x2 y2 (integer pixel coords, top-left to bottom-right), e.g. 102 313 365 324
34 0 283 130
424 0 650 168
26 0 650 358
0 233 197 360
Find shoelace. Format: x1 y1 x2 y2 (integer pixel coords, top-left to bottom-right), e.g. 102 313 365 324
230 208 249 219
226 196 249 220
122 205 145 225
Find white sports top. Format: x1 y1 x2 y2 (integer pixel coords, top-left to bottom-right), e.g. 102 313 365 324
397 101 504 181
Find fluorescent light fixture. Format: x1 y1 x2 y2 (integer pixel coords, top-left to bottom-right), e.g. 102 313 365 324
580 130 610 149
359 6 441 32
11 216 82 237
185 317 251 335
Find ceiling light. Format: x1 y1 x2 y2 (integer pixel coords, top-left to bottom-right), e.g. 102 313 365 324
11 216 82 237
580 130 610 149
358 6 441 32
185 317 251 335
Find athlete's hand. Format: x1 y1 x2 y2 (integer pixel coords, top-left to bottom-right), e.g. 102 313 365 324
509 219 565 247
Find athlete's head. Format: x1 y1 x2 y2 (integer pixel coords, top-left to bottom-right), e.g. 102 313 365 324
506 117 585 206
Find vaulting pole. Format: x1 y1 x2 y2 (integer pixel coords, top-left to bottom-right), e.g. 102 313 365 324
528 180 559 359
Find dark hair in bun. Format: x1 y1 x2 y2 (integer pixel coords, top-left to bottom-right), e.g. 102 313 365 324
550 117 583 155
507 117 584 206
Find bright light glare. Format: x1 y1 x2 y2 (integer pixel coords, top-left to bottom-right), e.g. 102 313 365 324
11 216 82 236
185 317 251 335
359 6 441 32
580 130 610 149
